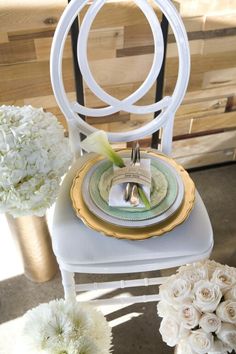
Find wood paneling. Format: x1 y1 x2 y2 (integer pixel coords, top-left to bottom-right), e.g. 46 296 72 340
179 1 236 17
1 0 236 168
0 32 8 43
172 131 236 158
0 1 66 32
89 54 153 86
0 39 36 64
80 1 163 30
203 67 236 89
34 37 71 61
183 85 236 104
204 12 236 31
191 111 236 133
203 36 236 55
173 119 191 136
8 28 55 41
84 82 156 107
177 98 227 119
175 149 235 169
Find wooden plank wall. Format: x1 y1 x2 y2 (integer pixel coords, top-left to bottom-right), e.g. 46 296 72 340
0 0 236 168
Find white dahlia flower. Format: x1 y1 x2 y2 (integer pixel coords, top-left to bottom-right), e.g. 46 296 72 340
21 299 112 354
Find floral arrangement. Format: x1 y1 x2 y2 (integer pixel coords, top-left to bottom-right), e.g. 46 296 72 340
157 260 236 354
80 130 150 208
0 105 72 217
21 299 112 354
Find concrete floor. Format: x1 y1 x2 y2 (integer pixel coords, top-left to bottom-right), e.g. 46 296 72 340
0 163 236 354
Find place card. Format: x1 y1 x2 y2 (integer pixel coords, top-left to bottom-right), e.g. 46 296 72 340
111 165 151 188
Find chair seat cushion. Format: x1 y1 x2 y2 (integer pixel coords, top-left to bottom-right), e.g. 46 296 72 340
51 155 213 270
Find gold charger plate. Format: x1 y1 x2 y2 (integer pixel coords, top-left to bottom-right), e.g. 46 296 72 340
70 149 195 240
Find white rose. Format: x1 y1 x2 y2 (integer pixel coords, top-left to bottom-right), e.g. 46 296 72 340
179 304 201 329
208 338 232 354
211 268 236 294
159 317 180 347
159 317 189 347
176 340 197 354
199 313 221 333
216 300 236 324
178 264 208 286
159 277 192 307
193 280 222 312
208 350 227 353
188 329 213 354
206 260 223 278
157 300 177 318
223 264 236 276
224 285 236 301
217 322 236 350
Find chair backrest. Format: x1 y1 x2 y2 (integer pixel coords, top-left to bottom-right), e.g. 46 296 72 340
50 0 190 156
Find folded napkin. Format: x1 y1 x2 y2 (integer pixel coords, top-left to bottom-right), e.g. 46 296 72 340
108 158 151 208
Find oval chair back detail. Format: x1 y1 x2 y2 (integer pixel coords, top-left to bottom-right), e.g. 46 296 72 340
49 0 213 304
50 0 190 154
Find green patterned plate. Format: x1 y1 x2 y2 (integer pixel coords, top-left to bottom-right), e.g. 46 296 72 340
81 153 184 227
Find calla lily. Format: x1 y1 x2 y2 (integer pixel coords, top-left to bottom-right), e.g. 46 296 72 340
80 130 125 168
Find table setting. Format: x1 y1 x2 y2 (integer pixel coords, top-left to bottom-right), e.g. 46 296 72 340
70 131 195 240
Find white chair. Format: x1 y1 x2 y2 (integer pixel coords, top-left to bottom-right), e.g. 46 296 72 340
50 0 213 304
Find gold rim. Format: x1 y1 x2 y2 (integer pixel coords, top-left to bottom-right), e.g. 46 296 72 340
70 149 195 240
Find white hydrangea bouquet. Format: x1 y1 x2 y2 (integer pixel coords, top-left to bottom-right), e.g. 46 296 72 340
21 299 112 354
157 260 236 354
0 105 72 217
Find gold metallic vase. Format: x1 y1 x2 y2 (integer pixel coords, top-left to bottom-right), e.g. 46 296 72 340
6 214 58 282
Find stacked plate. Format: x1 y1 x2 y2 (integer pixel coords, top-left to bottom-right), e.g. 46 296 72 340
71 149 195 240
82 152 184 228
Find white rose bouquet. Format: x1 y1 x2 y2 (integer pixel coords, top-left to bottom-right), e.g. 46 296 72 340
0 105 72 217
157 260 236 354
21 299 112 354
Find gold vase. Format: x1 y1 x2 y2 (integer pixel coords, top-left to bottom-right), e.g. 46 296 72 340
6 214 58 282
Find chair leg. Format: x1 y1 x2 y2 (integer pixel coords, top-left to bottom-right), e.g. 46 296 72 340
60 267 76 300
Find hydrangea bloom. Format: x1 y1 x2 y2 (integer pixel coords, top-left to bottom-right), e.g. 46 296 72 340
21 299 112 354
0 105 72 217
